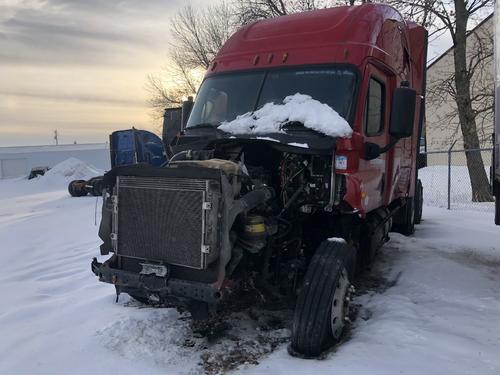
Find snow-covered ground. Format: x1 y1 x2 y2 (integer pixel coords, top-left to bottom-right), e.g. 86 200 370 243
1 159 499 375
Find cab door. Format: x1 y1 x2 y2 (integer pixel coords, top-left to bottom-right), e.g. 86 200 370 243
357 64 393 212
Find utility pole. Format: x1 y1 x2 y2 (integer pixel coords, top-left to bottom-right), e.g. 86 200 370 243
54 129 59 145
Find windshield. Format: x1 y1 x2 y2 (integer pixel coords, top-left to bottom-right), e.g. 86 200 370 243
186 67 357 129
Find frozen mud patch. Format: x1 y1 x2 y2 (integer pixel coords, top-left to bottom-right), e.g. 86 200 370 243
97 304 292 374
98 308 198 369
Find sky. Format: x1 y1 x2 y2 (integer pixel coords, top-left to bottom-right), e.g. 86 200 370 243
0 0 201 146
0 0 472 147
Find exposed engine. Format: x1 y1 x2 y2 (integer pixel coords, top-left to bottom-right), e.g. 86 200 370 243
95 141 350 308
174 142 345 299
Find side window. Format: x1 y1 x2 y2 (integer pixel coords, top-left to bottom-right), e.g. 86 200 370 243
364 78 385 136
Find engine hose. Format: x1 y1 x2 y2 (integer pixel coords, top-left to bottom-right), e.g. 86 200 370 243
168 150 191 163
238 186 273 211
279 185 305 216
274 217 292 240
229 186 274 223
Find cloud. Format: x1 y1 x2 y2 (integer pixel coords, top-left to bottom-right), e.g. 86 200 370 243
0 0 181 67
0 90 146 107
0 0 199 146
5 17 138 45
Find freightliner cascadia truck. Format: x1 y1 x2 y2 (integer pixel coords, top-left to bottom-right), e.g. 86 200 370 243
92 4 427 356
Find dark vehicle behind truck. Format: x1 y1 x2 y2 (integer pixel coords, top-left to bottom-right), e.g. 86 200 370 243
494 6 500 225
92 4 427 356
67 129 166 197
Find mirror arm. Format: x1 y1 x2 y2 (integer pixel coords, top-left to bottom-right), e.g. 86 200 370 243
379 138 400 154
364 138 400 160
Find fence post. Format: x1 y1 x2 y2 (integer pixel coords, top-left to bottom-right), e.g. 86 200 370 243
447 140 457 210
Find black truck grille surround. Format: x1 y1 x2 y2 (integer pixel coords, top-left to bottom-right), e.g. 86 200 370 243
116 175 218 269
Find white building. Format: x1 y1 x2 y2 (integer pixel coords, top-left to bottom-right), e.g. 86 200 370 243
0 143 110 179
426 14 494 152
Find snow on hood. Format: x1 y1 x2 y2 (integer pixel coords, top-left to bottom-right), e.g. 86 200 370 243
218 93 352 138
43 157 102 182
288 142 309 148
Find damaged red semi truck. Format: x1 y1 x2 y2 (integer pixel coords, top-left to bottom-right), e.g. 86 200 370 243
92 4 427 356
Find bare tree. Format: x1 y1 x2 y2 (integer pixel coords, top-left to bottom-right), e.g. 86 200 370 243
169 3 237 70
467 25 495 143
146 52 203 119
235 0 369 24
427 21 494 149
147 2 237 118
387 0 494 202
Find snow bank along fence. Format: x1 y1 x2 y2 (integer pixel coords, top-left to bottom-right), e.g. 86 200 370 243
418 145 494 212
0 143 110 179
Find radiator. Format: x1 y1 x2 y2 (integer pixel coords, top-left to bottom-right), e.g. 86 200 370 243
115 175 219 269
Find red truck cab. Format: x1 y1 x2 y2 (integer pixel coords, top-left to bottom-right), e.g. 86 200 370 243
177 4 427 221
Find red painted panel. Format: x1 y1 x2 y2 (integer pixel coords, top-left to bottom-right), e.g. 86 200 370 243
200 4 428 216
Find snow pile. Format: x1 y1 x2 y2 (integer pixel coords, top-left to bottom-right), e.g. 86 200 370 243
218 93 352 138
0 158 103 200
42 157 101 182
287 142 308 148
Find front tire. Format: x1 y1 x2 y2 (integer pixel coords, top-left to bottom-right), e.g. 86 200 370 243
290 240 355 357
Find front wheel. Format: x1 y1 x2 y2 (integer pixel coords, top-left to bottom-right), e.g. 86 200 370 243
290 240 356 357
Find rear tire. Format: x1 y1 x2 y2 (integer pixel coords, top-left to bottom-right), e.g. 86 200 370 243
290 240 355 357
68 180 87 197
414 179 423 224
392 197 415 235
88 177 104 196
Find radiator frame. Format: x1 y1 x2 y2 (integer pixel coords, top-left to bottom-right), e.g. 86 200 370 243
111 174 221 270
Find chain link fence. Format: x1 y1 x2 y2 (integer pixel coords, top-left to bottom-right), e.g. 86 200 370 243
418 147 494 212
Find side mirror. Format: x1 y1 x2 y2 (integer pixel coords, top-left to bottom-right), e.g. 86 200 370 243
162 107 182 157
389 87 417 139
181 96 194 130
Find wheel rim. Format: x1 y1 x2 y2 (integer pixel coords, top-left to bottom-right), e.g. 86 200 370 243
330 267 351 340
